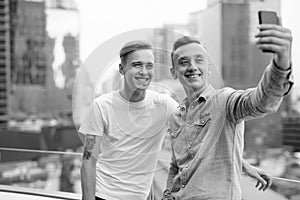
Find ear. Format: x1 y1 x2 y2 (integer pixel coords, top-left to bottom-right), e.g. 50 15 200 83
119 64 125 75
170 68 178 79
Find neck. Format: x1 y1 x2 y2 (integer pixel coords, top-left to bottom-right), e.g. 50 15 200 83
184 85 208 104
120 87 146 102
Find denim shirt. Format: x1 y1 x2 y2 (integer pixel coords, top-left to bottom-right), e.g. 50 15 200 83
164 62 293 200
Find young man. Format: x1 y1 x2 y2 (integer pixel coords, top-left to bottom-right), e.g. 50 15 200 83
79 41 179 200
163 24 293 200
80 40 273 200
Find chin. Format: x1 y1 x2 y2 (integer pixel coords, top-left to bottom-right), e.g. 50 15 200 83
184 83 203 92
135 87 148 92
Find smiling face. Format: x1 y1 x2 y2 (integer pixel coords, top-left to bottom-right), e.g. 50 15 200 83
121 49 154 92
172 42 210 93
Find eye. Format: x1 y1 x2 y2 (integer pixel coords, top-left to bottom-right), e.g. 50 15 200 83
195 58 203 63
179 59 189 65
146 64 153 69
132 63 142 68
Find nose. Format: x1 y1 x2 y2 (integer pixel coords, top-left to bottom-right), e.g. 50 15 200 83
138 65 148 75
188 61 197 72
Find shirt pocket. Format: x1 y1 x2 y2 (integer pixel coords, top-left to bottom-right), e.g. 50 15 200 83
169 126 182 138
193 113 211 127
170 126 185 159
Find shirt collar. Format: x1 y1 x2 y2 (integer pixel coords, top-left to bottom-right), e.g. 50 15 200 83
181 85 215 105
198 85 215 102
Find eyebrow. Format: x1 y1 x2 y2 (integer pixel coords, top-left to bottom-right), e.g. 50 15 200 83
177 54 205 61
131 61 154 64
194 54 205 59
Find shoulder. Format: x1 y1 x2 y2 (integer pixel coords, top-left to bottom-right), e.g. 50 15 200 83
214 87 237 101
147 90 169 101
92 91 118 113
149 90 178 106
94 91 116 103
216 87 236 97
211 87 237 110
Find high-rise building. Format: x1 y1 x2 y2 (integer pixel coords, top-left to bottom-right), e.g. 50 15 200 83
45 0 80 89
0 0 10 129
61 33 80 89
7 0 79 116
151 24 189 81
281 86 300 151
188 0 283 150
11 0 47 86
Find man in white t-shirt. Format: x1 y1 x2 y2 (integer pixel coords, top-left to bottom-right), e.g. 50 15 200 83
80 41 272 200
80 41 178 200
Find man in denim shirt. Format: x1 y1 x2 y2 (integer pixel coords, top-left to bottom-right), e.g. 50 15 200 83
163 23 293 200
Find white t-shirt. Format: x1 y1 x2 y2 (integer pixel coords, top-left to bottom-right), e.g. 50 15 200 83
79 90 178 200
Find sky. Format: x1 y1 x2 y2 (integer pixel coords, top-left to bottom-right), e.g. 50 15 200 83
74 0 299 89
75 0 207 60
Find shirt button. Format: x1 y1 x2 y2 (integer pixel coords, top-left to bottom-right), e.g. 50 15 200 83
186 123 190 127
201 119 205 124
182 184 185 188
191 105 194 109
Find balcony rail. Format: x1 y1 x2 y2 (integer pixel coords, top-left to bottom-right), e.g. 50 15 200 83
0 147 300 200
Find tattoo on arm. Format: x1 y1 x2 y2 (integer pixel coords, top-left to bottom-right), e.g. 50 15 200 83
83 135 96 160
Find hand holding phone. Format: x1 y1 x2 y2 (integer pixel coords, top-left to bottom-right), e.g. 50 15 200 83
258 11 279 53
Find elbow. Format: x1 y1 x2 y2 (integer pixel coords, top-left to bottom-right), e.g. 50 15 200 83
259 97 282 114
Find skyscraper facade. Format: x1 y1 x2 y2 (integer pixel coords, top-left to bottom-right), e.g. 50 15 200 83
11 0 47 86
0 0 10 129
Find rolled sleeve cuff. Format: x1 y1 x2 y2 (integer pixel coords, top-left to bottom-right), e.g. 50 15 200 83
271 60 294 96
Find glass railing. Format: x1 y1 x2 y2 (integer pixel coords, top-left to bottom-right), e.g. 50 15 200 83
1 147 300 200
0 147 82 197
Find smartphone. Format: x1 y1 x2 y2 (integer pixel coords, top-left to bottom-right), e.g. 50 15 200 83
258 11 279 53
258 11 279 25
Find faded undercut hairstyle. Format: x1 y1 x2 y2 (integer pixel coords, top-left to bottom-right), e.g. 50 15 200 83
171 36 202 67
119 40 153 66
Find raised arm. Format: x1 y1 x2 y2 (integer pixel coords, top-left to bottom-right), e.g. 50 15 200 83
81 134 101 200
226 24 293 122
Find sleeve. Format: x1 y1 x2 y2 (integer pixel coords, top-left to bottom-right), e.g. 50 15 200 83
78 100 105 136
164 94 179 119
162 146 179 199
166 149 179 190
226 61 293 123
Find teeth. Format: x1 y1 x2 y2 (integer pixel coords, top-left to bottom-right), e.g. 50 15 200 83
186 74 200 78
136 78 148 81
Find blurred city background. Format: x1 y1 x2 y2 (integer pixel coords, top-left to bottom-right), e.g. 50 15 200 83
0 0 299 199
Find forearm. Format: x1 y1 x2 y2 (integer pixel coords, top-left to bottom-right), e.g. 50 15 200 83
249 61 292 112
242 158 252 174
81 134 101 200
260 60 292 97
227 61 293 122
165 162 179 192
81 159 97 200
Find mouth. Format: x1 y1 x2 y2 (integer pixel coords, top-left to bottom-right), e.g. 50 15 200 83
135 77 149 82
184 73 202 79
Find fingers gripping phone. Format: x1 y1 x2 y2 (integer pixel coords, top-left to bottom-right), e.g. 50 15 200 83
258 11 279 53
